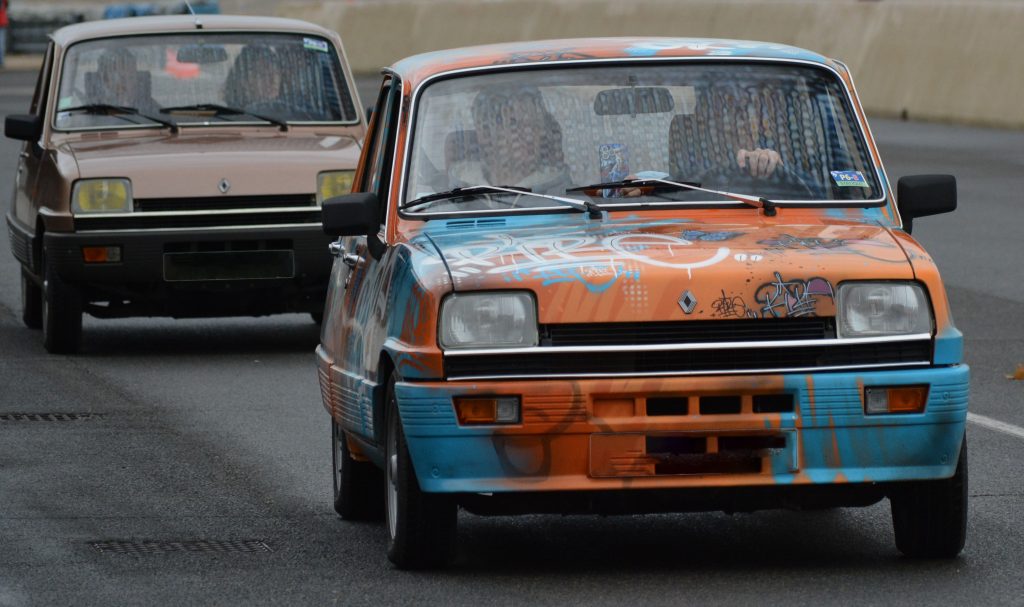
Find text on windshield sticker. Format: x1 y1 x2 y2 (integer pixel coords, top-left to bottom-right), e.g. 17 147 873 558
830 170 869 187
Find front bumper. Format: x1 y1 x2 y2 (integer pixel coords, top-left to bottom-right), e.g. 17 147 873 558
395 365 969 494
41 225 332 314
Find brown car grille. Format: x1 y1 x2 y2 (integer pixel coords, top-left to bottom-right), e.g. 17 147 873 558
541 318 835 346
135 194 316 212
445 340 932 378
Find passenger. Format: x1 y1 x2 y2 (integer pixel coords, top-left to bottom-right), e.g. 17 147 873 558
93 49 158 111
449 86 573 197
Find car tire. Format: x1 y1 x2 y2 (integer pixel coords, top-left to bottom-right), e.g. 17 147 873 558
332 418 384 520
890 437 967 558
384 374 457 569
21 268 43 330
42 256 83 354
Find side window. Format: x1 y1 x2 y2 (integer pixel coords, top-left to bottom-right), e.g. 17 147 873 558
29 43 55 117
357 77 402 228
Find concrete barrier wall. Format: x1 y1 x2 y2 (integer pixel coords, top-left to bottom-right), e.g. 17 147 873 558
272 0 1024 129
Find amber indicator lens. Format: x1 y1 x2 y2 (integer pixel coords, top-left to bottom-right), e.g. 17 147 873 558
864 386 928 414
82 246 122 263
454 396 520 425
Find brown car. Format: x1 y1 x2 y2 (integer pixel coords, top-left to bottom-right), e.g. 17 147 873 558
5 15 366 353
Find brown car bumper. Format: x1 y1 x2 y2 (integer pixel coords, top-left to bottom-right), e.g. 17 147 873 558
41 225 333 318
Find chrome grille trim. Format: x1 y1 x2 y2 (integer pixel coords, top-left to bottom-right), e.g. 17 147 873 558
446 361 931 382
444 333 932 356
74 207 321 219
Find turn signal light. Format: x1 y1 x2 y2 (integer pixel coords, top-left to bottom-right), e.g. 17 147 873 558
81 246 122 263
865 386 928 415
454 396 520 425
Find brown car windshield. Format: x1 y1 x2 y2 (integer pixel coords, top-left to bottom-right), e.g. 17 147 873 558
54 32 358 130
404 62 883 214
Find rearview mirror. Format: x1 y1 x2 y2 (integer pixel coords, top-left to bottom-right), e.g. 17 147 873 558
594 87 675 116
5 114 43 142
896 175 957 234
322 192 378 237
176 44 228 64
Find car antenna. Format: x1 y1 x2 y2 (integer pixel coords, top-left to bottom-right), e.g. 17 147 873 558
183 0 203 29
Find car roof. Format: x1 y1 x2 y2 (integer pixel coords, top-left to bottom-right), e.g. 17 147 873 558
390 37 833 87
51 14 338 47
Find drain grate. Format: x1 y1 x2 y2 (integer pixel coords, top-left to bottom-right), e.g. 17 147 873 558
0 413 103 422
91 540 273 555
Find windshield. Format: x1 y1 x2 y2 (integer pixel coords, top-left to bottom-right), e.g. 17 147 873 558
404 63 883 214
54 32 358 130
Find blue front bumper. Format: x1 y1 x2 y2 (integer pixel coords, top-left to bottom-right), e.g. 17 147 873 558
395 365 969 494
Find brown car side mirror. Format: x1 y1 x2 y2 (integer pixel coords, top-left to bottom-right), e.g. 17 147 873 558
5 114 43 142
896 175 957 234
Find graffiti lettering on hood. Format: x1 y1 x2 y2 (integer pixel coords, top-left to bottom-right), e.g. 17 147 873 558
711 290 758 319
428 232 731 285
754 272 835 318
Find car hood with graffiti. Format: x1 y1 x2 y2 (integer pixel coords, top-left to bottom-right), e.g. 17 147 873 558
412 214 913 324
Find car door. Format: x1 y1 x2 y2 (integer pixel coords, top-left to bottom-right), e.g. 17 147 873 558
12 42 54 256
327 75 402 447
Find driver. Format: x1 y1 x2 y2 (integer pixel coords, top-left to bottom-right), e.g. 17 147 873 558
224 45 288 116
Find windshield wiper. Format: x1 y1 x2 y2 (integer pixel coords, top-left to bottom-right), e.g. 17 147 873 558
568 178 777 217
402 184 603 217
61 103 179 133
159 103 289 131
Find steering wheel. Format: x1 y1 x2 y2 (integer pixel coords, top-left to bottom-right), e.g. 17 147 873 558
709 162 817 199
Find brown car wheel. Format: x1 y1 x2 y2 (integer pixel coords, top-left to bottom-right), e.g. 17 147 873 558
331 418 384 520
41 255 83 354
890 436 968 558
385 373 457 569
21 268 43 330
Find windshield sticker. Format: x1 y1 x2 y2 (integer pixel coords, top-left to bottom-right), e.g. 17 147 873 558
600 144 630 197
303 38 330 53
831 170 870 187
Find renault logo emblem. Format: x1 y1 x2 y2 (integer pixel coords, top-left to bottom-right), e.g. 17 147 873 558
218 178 231 194
678 290 698 314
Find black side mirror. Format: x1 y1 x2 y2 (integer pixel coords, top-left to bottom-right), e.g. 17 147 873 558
322 192 378 238
5 114 43 142
896 175 957 234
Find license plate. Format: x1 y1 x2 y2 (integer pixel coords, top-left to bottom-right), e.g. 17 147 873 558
162 250 295 282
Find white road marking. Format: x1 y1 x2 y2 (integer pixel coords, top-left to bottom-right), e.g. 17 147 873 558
968 412 1024 440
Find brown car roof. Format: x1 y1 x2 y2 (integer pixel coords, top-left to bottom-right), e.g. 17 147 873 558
51 14 338 47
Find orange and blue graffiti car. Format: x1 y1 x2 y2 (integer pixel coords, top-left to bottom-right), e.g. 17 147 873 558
315 38 965 568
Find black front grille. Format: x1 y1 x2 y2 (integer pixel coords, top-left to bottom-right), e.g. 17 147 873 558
445 340 932 378
541 318 835 346
74 210 321 231
135 194 316 212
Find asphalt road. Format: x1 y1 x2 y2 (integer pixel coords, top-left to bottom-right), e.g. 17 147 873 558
2 69 1023 606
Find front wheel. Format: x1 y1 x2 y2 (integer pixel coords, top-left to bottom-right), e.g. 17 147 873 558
42 258 83 354
21 268 43 330
331 418 384 520
385 374 457 569
890 437 968 558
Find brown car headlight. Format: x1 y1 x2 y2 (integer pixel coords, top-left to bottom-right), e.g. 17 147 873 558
72 178 133 214
317 170 355 206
